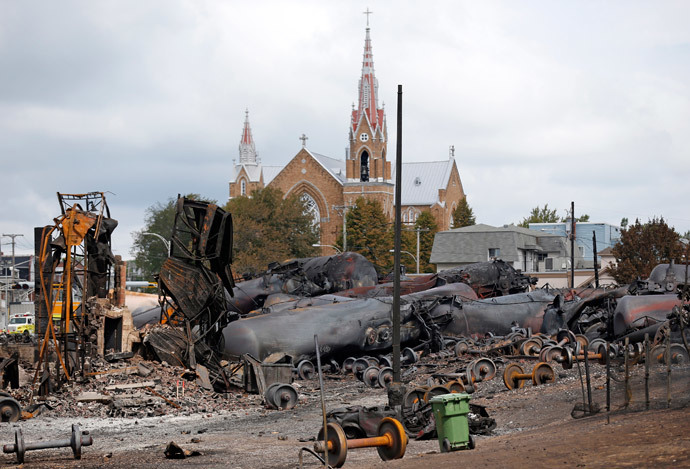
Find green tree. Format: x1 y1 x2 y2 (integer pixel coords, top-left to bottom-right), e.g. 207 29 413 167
518 204 559 227
620 217 629 229
452 197 476 228
130 193 204 280
337 197 392 276
406 210 438 273
225 187 319 276
606 217 684 284
561 213 590 223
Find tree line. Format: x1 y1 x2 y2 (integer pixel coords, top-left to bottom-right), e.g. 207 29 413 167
131 196 688 286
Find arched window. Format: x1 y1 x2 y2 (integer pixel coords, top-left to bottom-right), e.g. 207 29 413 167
240 179 247 196
300 193 321 227
360 151 369 182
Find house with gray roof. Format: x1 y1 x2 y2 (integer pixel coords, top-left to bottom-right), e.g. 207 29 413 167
430 223 581 274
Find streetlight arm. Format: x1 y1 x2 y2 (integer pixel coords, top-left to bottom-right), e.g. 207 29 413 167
389 249 417 264
142 232 171 252
312 244 342 254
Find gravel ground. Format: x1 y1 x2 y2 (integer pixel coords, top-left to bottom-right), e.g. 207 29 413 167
1 353 688 468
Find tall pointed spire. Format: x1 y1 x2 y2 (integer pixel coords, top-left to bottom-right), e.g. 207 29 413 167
239 109 258 164
351 13 384 135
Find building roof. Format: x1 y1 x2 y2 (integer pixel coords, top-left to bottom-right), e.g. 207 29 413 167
430 223 565 264
262 165 283 185
232 163 261 183
392 159 455 206
311 151 347 184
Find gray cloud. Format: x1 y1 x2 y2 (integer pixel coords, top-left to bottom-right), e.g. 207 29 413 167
2 0 689 259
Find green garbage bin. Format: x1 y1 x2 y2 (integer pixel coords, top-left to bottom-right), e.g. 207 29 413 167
429 392 474 452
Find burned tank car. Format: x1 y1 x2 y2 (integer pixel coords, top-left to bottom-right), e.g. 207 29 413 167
224 252 379 316
632 263 690 295
442 289 556 337
221 283 478 362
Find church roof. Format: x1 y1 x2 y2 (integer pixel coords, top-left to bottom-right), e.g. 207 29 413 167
232 163 261 183
393 159 455 206
311 151 347 183
262 165 283 185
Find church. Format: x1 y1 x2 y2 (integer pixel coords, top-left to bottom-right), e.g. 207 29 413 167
228 20 466 254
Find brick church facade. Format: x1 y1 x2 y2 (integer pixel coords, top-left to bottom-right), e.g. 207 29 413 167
229 22 466 255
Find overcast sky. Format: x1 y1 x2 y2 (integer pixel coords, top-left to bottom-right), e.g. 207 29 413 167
1 0 689 258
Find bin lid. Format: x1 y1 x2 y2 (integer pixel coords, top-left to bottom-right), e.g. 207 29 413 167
429 392 471 404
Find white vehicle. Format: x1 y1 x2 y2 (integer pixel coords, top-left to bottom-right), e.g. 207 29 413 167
6 314 34 335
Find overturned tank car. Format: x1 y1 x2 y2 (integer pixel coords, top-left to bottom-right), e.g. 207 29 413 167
222 283 479 362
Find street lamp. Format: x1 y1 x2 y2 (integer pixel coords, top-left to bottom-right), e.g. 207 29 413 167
142 232 171 252
312 243 342 254
389 249 419 274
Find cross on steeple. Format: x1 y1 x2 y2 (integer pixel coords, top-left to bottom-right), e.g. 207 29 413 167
300 133 308 148
363 7 373 26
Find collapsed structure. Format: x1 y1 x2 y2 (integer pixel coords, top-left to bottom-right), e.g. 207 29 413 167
33 192 138 394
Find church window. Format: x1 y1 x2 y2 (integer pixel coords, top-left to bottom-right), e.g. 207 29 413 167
360 151 369 182
300 193 321 227
241 179 247 196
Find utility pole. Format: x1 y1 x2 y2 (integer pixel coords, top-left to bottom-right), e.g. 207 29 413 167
333 205 354 251
1 233 22 327
593 230 599 288
569 202 575 289
2 234 23 282
392 84 403 385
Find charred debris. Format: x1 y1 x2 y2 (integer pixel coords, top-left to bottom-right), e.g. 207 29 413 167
0 196 688 446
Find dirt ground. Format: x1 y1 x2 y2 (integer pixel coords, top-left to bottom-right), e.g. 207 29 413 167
0 359 688 468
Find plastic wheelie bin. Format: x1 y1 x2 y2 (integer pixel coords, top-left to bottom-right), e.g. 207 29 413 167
429 392 474 452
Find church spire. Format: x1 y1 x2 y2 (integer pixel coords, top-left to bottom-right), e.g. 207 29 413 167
351 12 383 135
239 109 258 164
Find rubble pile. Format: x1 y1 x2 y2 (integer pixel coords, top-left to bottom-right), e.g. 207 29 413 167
8 357 265 420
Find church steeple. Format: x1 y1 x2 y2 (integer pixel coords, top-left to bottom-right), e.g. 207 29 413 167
347 11 389 183
351 14 384 136
239 109 259 164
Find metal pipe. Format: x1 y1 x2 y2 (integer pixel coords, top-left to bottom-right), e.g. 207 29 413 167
584 339 593 412
606 341 611 415
666 331 671 408
644 333 650 410
314 335 328 469
624 337 630 408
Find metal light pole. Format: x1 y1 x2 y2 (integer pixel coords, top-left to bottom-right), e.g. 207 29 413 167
392 84 403 384
402 227 428 276
333 205 354 251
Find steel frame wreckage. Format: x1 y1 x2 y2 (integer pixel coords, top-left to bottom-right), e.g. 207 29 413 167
23 196 690 429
